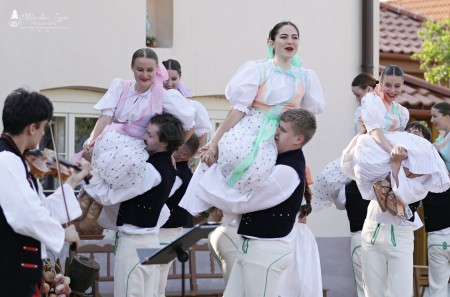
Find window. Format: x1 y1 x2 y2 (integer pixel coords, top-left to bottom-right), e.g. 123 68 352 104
146 0 173 48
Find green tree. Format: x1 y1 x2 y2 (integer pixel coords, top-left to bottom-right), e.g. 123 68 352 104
412 18 450 87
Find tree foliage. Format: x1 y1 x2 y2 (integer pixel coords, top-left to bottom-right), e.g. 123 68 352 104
412 18 450 87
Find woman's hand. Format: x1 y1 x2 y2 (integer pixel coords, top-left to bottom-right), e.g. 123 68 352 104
81 139 94 162
199 143 218 166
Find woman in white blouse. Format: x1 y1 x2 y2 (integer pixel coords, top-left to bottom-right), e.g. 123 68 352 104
162 58 212 148
180 21 325 215
78 48 195 233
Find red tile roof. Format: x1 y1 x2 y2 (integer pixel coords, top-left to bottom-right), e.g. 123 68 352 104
382 0 450 21
380 2 426 54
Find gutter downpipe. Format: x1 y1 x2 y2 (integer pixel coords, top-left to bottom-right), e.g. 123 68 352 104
362 0 375 75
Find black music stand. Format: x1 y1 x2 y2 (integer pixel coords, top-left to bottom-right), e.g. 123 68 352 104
137 224 218 297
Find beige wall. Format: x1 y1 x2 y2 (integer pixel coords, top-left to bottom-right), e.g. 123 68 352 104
0 0 378 237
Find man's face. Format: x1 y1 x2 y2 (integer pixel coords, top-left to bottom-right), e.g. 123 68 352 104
406 127 423 138
143 123 163 153
29 120 49 149
275 120 300 153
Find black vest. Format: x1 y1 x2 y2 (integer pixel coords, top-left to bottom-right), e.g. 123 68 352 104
238 149 305 238
345 180 370 233
422 189 450 233
0 134 42 286
116 151 176 228
162 161 194 228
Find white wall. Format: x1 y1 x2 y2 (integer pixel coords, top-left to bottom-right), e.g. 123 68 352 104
0 0 376 238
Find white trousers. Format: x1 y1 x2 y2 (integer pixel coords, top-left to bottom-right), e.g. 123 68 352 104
351 231 365 297
223 236 293 297
158 227 184 297
361 220 415 297
114 232 160 297
427 233 450 297
207 224 240 284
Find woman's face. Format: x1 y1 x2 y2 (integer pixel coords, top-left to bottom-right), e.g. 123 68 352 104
380 75 403 103
131 57 157 92
431 107 450 131
164 69 181 90
351 86 373 104
270 25 299 61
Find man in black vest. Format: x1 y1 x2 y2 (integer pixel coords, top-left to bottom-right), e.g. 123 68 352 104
158 133 199 297
0 88 90 296
113 113 185 297
220 109 317 297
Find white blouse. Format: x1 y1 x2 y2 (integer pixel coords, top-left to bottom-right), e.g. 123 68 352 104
361 92 409 133
94 78 196 131
0 151 82 257
190 100 212 137
225 60 325 114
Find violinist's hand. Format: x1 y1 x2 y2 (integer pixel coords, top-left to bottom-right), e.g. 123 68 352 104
64 225 80 245
199 143 218 167
66 160 92 189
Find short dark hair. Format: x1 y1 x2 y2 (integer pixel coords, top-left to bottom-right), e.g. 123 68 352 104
131 48 158 66
162 59 182 76
405 121 432 142
280 109 317 145
2 88 53 135
149 113 184 153
183 133 200 157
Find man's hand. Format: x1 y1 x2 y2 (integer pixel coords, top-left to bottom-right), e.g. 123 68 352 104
64 225 80 244
357 117 367 135
390 146 408 163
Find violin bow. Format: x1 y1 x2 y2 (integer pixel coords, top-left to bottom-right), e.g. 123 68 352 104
48 122 72 227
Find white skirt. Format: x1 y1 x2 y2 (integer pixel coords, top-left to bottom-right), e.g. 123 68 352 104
278 223 323 297
84 130 153 203
343 131 450 199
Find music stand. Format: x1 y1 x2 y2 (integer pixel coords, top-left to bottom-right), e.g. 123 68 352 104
137 224 218 297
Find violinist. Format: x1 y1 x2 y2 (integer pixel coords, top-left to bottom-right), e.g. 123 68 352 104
0 88 91 297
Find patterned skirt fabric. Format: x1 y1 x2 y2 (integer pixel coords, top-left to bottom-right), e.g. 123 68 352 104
91 130 149 190
218 108 277 194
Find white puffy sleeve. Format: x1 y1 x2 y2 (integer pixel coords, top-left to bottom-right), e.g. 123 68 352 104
301 69 325 114
93 78 125 117
0 153 66 254
353 107 362 134
361 92 386 132
224 60 261 114
163 89 196 131
190 100 212 137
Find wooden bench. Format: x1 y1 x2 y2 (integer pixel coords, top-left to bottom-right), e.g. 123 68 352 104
413 265 450 297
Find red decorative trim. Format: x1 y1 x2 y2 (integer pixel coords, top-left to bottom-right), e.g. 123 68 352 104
21 263 38 269
23 246 39 252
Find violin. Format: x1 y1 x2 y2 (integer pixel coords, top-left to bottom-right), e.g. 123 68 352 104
24 149 90 184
